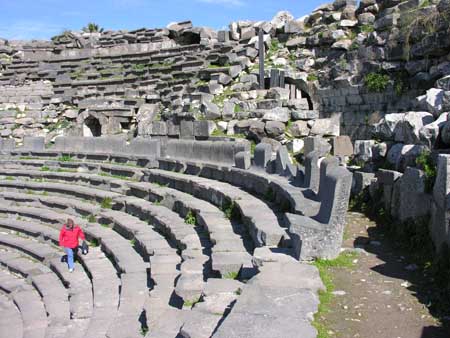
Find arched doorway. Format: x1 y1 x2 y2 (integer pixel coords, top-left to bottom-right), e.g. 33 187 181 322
83 116 102 137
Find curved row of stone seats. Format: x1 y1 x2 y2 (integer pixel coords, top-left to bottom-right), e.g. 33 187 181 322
155 146 321 217
144 169 287 248
2 136 250 169
0 215 122 338
0 245 71 337
0 268 48 338
0 159 144 181
0 293 23 338
0 203 147 338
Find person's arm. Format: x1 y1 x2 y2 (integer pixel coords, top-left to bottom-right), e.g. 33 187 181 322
59 227 65 247
78 227 86 241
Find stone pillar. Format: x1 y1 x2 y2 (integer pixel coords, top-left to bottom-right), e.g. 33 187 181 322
258 29 265 90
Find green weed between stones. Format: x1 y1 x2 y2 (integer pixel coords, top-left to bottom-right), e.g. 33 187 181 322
416 150 437 193
58 155 73 162
183 297 200 307
312 251 359 338
307 74 318 82
40 166 50 172
224 271 239 280
100 197 113 209
223 200 240 221
184 210 196 225
364 72 390 92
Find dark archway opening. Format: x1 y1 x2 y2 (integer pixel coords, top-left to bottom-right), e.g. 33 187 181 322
84 116 102 137
285 78 314 110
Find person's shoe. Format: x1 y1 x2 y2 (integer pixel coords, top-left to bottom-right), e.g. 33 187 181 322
69 268 74 273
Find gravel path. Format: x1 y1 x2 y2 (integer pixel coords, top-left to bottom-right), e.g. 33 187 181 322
320 212 450 338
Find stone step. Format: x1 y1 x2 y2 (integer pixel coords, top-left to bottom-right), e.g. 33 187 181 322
0 293 23 338
0 268 48 338
0 246 71 338
212 261 324 338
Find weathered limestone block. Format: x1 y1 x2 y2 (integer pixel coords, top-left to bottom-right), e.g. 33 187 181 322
331 136 353 156
275 146 296 177
254 143 272 169
352 171 375 195
394 112 434 144
309 118 340 137
420 113 448 147
431 154 450 249
265 121 285 138
235 151 251 170
289 120 310 138
304 136 331 157
376 169 402 213
396 168 431 222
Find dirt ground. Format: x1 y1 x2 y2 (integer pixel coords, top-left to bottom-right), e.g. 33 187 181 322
319 212 450 338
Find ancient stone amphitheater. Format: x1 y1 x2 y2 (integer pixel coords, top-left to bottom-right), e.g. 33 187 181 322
1 0 450 337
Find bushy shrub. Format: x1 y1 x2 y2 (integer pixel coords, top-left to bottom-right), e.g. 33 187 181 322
364 72 390 92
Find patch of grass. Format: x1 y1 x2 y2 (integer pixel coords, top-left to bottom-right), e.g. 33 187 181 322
312 251 359 338
130 238 136 245
184 210 196 225
5 176 14 181
88 214 96 223
416 150 436 193
183 297 200 307
234 104 242 113
211 129 227 137
40 166 50 172
223 271 239 280
58 155 73 162
360 24 374 33
364 72 390 92
212 87 234 106
223 200 240 221
100 197 113 209
307 73 318 82
250 141 256 156
234 287 242 295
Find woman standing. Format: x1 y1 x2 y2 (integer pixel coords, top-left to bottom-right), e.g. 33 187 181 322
59 218 86 272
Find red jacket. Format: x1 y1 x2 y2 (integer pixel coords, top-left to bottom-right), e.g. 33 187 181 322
59 225 85 249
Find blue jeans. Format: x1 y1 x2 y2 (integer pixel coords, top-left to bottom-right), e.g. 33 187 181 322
64 247 74 270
